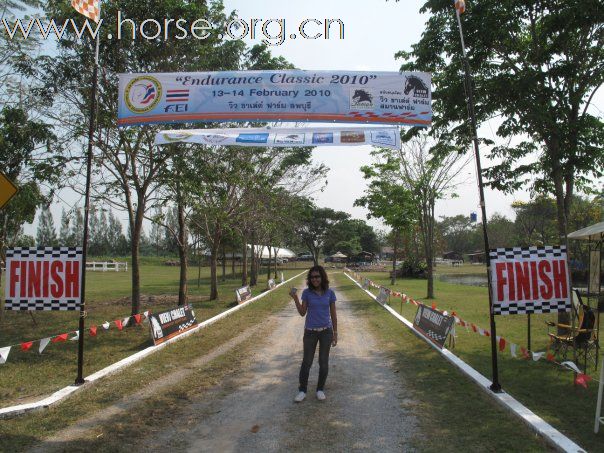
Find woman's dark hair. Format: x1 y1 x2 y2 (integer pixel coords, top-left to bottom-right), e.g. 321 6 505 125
306 265 329 291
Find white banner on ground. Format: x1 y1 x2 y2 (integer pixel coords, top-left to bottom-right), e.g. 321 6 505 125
118 70 431 127
154 126 401 150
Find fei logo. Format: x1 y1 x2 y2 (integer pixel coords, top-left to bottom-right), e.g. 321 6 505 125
125 76 162 113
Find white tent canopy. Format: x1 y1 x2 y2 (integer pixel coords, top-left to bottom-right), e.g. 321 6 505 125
568 222 604 241
248 244 296 259
330 251 348 258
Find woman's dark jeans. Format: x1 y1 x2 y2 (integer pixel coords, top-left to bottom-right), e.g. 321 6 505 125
298 328 333 392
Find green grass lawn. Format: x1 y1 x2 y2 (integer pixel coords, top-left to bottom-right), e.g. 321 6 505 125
348 271 602 451
0 263 303 406
0 278 306 452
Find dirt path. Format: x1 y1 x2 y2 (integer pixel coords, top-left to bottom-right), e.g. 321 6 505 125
144 281 419 452
31 278 419 452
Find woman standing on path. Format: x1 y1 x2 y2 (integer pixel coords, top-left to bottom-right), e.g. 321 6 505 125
290 265 338 402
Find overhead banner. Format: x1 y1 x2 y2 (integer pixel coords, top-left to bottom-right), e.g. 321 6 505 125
489 246 572 315
413 304 455 349
118 70 431 127
154 126 401 150
4 247 83 310
148 304 198 345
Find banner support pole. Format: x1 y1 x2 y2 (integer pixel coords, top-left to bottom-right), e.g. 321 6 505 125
76 33 100 386
454 6 501 392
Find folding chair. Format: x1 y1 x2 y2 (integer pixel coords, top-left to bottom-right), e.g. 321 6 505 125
547 289 599 371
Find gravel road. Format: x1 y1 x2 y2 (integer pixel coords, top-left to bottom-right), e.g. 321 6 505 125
31 279 419 452
149 283 419 452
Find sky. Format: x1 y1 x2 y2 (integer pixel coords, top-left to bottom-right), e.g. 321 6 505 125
24 0 604 235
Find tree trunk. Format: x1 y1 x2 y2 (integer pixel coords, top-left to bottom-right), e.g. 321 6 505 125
231 249 235 278
391 229 398 285
274 247 279 279
426 200 435 299
130 203 145 316
221 244 226 282
176 197 187 306
242 236 248 285
210 244 219 300
250 233 257 286
267 246 272 281
552 167 571 331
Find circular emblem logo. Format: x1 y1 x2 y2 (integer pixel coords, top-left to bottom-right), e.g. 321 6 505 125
125 76 162 113
161 132 193 142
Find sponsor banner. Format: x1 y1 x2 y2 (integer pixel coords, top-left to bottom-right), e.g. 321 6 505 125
362 278 370 290
236 285 252 304
154 126 400 150
118 70 431 127
413 304 455 349
376 286 389 305
489 246 571 315
148 304 197 345
4 247 83 311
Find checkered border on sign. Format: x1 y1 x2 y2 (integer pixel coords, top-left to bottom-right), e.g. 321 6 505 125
6 247 83 258
4 299 80 311
489 245 566 260
494 300 571 315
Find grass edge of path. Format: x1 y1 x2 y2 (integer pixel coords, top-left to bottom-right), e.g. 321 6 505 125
331 272 552 452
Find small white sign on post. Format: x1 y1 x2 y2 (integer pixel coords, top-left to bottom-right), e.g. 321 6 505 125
235 285 252 304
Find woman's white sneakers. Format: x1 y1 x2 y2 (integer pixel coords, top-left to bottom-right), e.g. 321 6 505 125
316 390 326 401
294 391 306 402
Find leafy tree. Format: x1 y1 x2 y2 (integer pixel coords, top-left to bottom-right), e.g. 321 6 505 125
398 0 604 244
356 158 416 284
512 197 558 246
0 105 61 292
323 219 379 256
36 205 57 246
292 199 349 266
437 214 481 255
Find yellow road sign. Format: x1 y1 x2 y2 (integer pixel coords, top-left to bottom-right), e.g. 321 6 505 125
0 173 18 209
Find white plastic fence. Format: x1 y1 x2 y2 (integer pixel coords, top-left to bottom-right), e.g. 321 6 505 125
85 261 128 272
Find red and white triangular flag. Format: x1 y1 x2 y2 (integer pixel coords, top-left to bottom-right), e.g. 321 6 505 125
52 333 68 343
561 361 582 374
102 321 110 330
90 326 98 336
575 373 592 389
532 352 545 361
39 338 51 354
134 314 142 325
510 343 517 358
115 320 123 331
0 346 12 364
21 341 34 352
70 331 80 341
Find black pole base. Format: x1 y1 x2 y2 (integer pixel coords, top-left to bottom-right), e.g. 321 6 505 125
489 382 503 393
74 377 86 386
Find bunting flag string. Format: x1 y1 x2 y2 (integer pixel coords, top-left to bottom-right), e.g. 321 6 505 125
0 312 151 365
344 269 598 388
